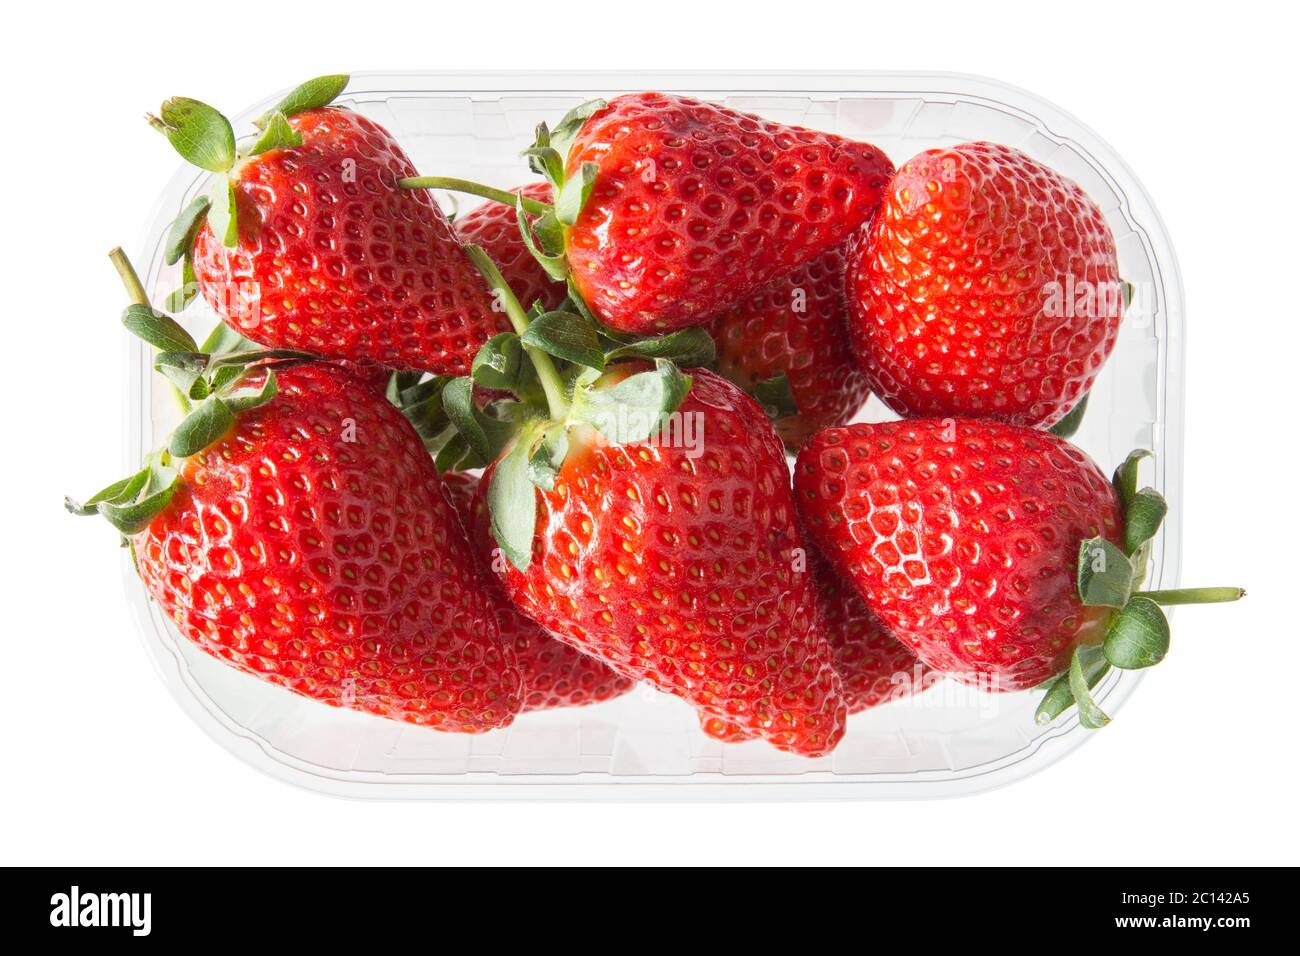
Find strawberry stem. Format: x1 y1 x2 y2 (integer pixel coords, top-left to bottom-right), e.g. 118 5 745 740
400 176 552 216
1134 587 1245 605
110 247 192 414
463 244 569 421
110 247 151 307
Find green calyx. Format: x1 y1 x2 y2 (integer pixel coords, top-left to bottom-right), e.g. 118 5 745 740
1049 392 1089 439
148 75 350 300
752 374 799 421
68 250 300 538
473 352 690 574
254 75 348 129
388 239 708 574
65 450 181 536
400 98 607 301
1035 448 1245 728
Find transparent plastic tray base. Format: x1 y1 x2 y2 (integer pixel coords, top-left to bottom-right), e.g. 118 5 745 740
126 71 1183 800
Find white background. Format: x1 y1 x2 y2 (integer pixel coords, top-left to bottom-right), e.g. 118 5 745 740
3 1 1294 866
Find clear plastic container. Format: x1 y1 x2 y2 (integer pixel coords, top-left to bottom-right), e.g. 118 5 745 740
125 71 1183 799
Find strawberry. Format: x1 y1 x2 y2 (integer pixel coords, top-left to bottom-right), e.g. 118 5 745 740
710 240 872 450
152 75 504 376
806 548 936 713
453 183 567 314
70 252 523 731
700 547 934 743
794 419 1242 725
474 367 844 755
698 715 753 743
427 248 845 754
440 472 634 712
404 93 894 335
849 142 1122 428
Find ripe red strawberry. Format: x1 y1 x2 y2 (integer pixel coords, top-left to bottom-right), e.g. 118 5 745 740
795 419 1123 691
350 362 395 393
453 183 567 314
849 142 1121 428
141 364 521 729
141 364 520 729
710 241 872 449
409 95 893 337
807 548 936 712
701 547 934 743
563 93 894 334
414 246 846 753
698 715 753 743
154 75 504 376
441 472 634 712
795 418 1243 726
72 258 524 730
472 364 846 756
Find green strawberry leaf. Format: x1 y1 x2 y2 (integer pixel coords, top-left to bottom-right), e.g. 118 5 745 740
154 351 211 400
152 97 236 172
97 477 178 534
571 360 691 444
1049 392 1089 439
605 327 717 368
521 310 604 371
547 99 606 164
122 303 198 354
398 380 453 442
65 469 149 517
165 256 200 313
209 357 249 393
205 175 239 249
442 377 515 463
222 369 278 413
1112 449 1152 509
752 373 799 420
531 207 567 256
592 320 640 347
258 75 349 126
154 347 298 401
554 162 598 226
164 195 213 265
1103 596 1171 670
1035 643 1110 725
1124 487 1168 557
205 348 311 371
67 456 182 536
565 278 601 325
528 425 569 492
432 435 461 471
434 431 484 473
522 144 566 188
471 333 525 392
1069 645 1112 728
387 370 425 404
516 202 569 280
201 322 257 355
394 375 446 407
169 397 235 457
246 111 303 157
1076 537 1135 607
488 433 539 572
